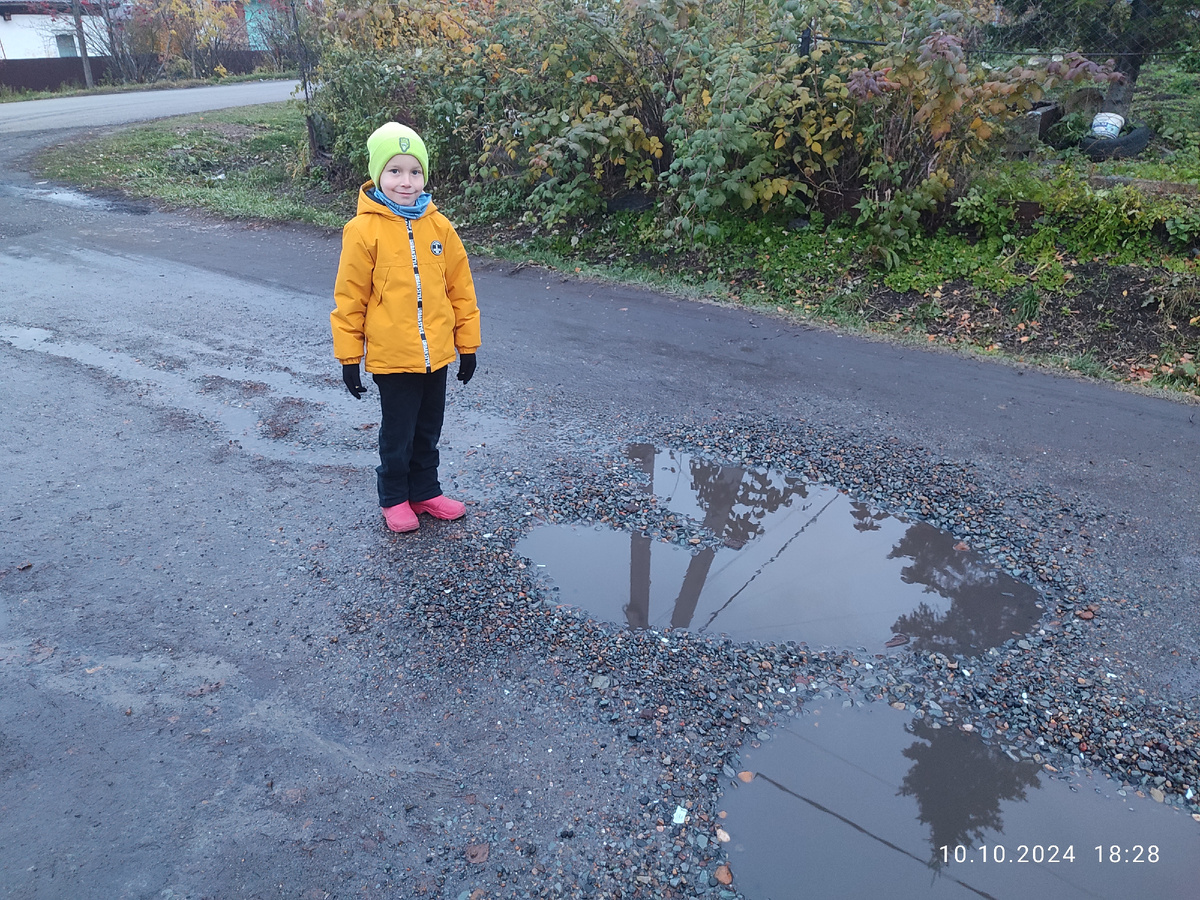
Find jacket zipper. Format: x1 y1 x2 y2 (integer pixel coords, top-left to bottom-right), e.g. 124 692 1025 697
405 219 432 373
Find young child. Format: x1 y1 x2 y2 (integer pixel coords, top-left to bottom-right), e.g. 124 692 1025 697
331 122 481 533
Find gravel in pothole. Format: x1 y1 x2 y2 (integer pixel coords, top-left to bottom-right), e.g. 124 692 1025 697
320 401 1199 898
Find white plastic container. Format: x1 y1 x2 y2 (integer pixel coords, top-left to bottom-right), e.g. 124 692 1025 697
1090 112 1124 140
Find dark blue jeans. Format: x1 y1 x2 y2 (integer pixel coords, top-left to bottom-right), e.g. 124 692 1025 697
372 367 446 507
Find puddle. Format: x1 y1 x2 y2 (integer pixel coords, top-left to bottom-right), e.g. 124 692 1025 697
720 701 1200 899
0 183 150 215
517 446 1040 652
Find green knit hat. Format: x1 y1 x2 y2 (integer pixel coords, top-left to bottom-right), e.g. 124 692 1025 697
367 122 429 187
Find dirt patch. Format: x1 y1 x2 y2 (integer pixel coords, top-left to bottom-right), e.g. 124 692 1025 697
158 408 206 432
870 261 1200 376
174 121 257 140
198 374 272 397
262 397 315 440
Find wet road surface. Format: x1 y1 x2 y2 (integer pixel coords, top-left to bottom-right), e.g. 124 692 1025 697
1 86 1198 898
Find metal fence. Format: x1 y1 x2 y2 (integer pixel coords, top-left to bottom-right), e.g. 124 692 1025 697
0 57 113 92
800 6 1195 67
966 10 1193 65
0 50 273 92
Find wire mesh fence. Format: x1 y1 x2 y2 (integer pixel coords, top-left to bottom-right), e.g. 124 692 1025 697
967 2 1196 64
795 1 1197 67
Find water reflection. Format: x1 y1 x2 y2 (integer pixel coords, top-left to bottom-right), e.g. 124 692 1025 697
850 500 889 533
722 702 1200 900
898 719 1041 868
891 523 1038 656
627 443 812 630
518 446 1040 651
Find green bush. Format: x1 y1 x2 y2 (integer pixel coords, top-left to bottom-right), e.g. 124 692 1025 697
953 161 1200 260
311 0 1117 263
305 51 421 184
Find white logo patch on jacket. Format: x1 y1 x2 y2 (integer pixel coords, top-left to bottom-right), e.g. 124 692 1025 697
430 241 444 256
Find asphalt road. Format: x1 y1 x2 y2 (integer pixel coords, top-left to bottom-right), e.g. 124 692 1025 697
1 83 1197 898
0 81 300 133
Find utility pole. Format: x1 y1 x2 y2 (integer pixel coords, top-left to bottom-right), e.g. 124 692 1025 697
70 0 95 89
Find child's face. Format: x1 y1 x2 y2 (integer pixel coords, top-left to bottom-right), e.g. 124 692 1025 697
377 153 425 206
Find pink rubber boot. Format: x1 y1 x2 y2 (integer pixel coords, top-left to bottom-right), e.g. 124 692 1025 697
410 495 466 520
382 501 419 533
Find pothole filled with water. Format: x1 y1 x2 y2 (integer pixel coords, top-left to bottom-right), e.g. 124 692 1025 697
0 183 151 215
517 445 1041 653
719 700 1200 899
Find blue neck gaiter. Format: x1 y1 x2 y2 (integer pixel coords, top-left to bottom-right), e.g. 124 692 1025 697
371 188 432 220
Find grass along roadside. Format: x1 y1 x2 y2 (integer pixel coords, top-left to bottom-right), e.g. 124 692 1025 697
461 213 1200 397
36 102 349 228
33 99 1200 399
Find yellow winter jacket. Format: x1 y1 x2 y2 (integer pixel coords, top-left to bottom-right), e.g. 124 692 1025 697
331 184 481 374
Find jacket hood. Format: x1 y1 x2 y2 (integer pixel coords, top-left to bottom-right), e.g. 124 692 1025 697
357 181 438 219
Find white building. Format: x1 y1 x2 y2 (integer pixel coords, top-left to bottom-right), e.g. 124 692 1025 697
0 2 108 60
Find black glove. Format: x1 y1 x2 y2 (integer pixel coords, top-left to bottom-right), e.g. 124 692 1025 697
457 352 477 384
342 363 366 398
